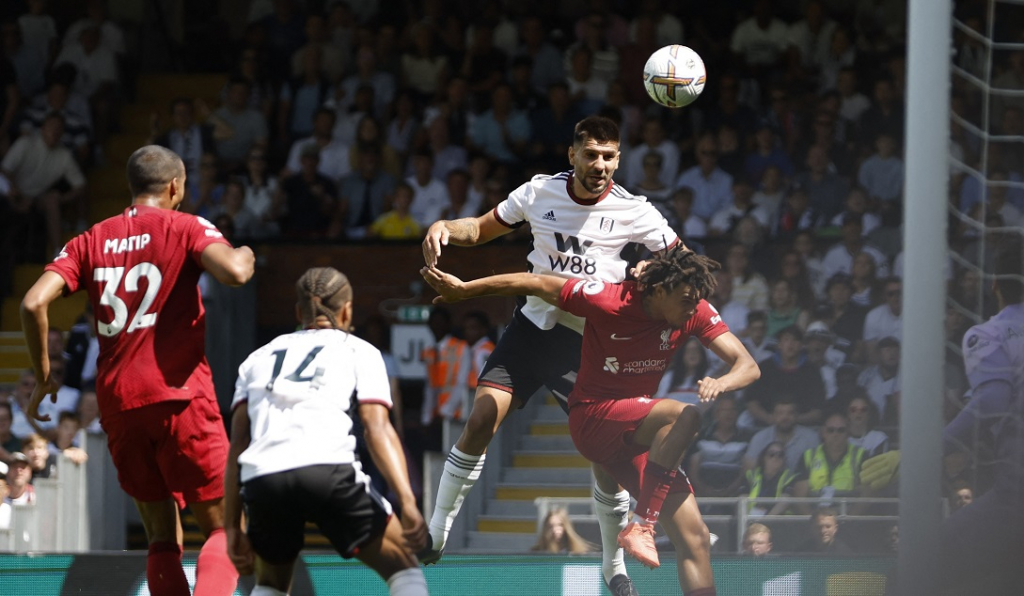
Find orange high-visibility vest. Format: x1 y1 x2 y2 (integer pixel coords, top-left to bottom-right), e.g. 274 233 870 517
423 335 470 420
468 337 495 389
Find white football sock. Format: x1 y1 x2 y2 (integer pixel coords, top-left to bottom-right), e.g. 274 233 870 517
428 446 485 549
594 486 631 583
387 567 429 596
251 586 288 596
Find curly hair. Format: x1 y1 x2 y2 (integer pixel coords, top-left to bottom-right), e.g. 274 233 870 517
636 246 720 301
296 267 353 329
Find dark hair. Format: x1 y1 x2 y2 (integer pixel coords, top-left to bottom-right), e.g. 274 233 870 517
169 97 192 112
773 395 798 410
58 411 80 424
813 506 840 523
844 390 881 429
777 325 803 342
126 145 184 197
636 246 720 301
0 401 11 417
573 116 619 147
295 267 353 329
757 440 787 469
463 310 491 329
747 310 768 325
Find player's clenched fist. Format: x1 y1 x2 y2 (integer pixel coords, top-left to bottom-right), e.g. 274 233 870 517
422 222 450 267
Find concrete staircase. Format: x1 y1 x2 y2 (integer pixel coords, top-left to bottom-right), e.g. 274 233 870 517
464 399 599 552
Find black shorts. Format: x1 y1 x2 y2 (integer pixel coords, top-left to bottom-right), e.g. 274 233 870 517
478 308 583 412
241 463 391 563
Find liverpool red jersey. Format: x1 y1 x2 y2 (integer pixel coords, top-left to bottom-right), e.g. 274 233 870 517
45 205 230 415
558 279 729 407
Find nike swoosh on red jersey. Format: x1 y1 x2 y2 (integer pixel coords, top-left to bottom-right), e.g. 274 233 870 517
610 334 632 340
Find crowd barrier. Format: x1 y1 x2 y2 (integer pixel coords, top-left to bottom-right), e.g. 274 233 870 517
0 552 894 595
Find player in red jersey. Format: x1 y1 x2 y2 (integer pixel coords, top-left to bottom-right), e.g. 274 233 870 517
20 145 255 596
421 247 760 596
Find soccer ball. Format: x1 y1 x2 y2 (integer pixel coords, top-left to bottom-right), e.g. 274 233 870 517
643 45 706 108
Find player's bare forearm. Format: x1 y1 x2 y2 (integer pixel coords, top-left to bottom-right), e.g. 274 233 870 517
700 332 760 400
360 404 417 510
224 406 251 530
422 211 510 266
20 272 66 381
421 267 562 306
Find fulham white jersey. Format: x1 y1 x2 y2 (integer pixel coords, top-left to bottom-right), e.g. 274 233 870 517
494 171 678 332
232 328 392 483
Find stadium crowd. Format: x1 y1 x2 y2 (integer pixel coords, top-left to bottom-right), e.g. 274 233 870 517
1 0 1022 555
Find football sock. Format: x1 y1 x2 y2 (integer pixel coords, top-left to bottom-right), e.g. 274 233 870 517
635 461 677 525
429 446 485 549
387 567 429 596
194 528 239 596
594 486 630 583
250 586 287 596
147 541 189 596
686 587 717 596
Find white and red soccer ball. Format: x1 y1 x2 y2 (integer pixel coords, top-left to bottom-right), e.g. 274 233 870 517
643 45 706 109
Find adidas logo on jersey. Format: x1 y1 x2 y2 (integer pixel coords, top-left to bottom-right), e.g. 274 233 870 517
542 210 556 221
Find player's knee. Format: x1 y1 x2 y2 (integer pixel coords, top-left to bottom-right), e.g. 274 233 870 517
688 520 711 553
676 404 701 433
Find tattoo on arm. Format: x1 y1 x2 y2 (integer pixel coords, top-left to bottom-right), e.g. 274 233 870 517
447 219 481 245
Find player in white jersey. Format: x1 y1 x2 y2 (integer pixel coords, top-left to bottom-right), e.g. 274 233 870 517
224 267 429 596
862 248 1024 594
421 116 680 596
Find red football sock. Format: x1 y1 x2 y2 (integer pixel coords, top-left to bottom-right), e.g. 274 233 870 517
636 461 677 525
147 541 190 596
194 528 239 596
686 587 717 596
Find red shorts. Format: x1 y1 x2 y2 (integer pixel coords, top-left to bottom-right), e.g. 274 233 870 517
568 398 693 497
103 396 228 508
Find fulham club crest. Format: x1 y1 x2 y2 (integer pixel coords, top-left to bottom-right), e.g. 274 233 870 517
599 217 615 234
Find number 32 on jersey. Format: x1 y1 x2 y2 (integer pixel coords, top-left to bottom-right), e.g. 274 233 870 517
93 262 163 336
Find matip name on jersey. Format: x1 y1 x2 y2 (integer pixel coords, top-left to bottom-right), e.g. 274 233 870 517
103 233 152 254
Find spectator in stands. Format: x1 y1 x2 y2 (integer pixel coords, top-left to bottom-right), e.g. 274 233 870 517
1 112 87 258
278 145 336 238
439 169 479 221
742 441 797 516
48 411 88 465
863 278 902 356
76 387 101 434
278 46 333 145
859 77 904 150
420 307 470 427
531 507 596 554
3 452 34 505
19 0 58 63
515 16 564 96
368 181 419 241
528 82 580 174
836 67 870 128
745 326 826 427
401 23 449 104
0 468 10 529
152 97 216 181
563 11 619 86
741 311 774 364
283 107 350 183
258 0 304 82
290 13 344 83
948 480 974 514
624 117 678 190
677 133 734 222
64 0 125 59
224 47 275 121
407 149 450 229
752 166 786 229
239 146 280 235
209 179 266 240
804 321 840 398
858 132 903 205
632 151 673 212
470 83 530 167
425 115 466 183
744 397 820 472
347 114 401 179
22 433 55 479
816 273 865 360
849 251 882 308
742 523 774 555
797 507 853 553
829 186 881 236
337 45 395 120
724 243 770 312
845 391 889 457
773 188 823 241
2 20 46 100
857 336 901 423
791 231 826 299
688 395 750 498
708 178 770 238
655 337 709 404
744 125 794 186
54 23 119 139
7 371 41 442
182 153 225 218
792 411 867 513
786 1 835 78
667 186 708 240
821 213 890 282
793 144 849 221
730 0 789 71
460 24 507 110
335 149 397 240
708 270 749 337
21 80 92 164
777 250 818 311
766 279 811 337
209 77 269 171
817 26 857 92
0 402 17 462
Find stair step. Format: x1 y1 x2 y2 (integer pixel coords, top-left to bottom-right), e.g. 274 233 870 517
513 452 589 468
483 499 592 517
517 435 577 451
119 103 163 135
465 531 539 552
136 74 227 105
0 368 24 384
2 293 89 333
530 422 570 435
476 516 536 533
0 332 26 346
0 350 30 369
105 133 151 167
494 485 592 500
502 468 591 484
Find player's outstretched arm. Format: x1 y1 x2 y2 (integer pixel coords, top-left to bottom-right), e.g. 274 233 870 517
224 405 254 575
359 402 427 552
420 266 563 306
201 243 256 287
422 211 511 267
698 331 761 402
20 271 67 422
